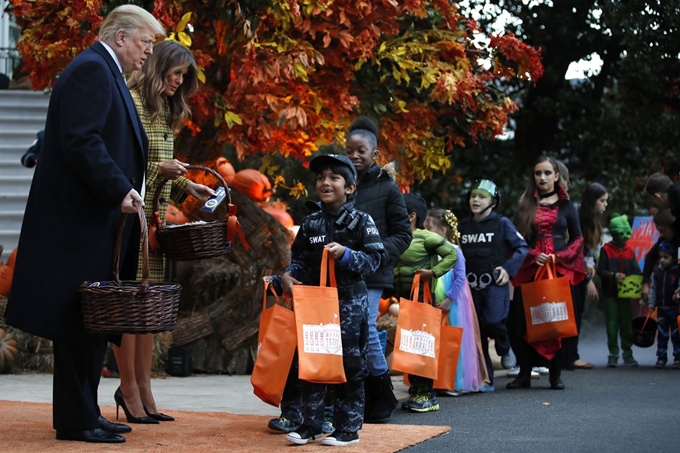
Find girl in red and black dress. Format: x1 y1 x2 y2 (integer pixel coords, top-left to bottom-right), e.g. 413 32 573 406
508 156 586 390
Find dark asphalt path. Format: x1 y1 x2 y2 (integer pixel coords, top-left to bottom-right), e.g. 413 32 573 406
387 327 679 453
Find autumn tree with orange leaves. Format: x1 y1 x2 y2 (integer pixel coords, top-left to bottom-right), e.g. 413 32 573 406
7 0 543 190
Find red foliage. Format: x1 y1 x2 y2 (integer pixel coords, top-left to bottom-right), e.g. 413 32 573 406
8 0 544 186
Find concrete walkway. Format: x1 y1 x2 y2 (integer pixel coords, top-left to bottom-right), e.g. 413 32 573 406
0 373 411 416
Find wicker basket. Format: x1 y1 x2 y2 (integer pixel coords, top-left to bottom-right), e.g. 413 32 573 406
152 165 232 261
80 205 181 334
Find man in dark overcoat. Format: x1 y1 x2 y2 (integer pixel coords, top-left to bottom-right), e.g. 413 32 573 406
4 5 165 444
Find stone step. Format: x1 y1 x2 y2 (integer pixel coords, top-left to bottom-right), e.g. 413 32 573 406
0 160 35 176
0 116 46 133
0 90 48 265
0 176 34 193
0 230 21 256
1 211 25 231
0 90 51 107
0 131 41 148
0 193 29 211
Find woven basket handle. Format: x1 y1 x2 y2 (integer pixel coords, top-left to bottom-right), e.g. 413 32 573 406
113 204 150 293
151 164 232 215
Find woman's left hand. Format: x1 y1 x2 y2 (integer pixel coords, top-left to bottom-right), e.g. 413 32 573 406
184 181 215 202
159 159 188 180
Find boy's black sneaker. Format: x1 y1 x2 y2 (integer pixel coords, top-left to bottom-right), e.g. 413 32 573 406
285 424 323 445
655 360 666 368
321 431 359 446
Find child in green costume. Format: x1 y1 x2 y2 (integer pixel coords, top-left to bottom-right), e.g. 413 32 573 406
393 194 457 412
597 214 641 367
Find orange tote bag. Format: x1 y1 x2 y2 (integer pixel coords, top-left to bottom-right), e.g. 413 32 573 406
521 259 578 343
433 318 464 391
251 279 297 407
293 248 347 384
392 274 442 380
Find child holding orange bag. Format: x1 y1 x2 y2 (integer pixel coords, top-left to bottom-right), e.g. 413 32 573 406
281 154 384 447
393 194 458 412
509 156 586 391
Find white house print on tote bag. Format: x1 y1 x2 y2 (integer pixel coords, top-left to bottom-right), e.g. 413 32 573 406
399 323 436 358
530 297 569 325
302 313 343 356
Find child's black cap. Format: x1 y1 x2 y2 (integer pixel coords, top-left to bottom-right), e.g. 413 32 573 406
309 154 358 181
659 240 677 258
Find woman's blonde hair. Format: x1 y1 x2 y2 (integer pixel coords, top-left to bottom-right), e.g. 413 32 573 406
127 40 198 130
99 5 165 42
427 208 460 245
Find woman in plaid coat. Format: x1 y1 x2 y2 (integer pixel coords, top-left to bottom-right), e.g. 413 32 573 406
113 40 213 423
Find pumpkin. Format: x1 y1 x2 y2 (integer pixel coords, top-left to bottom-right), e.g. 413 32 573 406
388 303 400 317
6 247 17 268
378 298 391 315
231 169 273 202
166 204 189 224
0 328 19 373
215 157 236 184
0 254 14 297
262 206 294 229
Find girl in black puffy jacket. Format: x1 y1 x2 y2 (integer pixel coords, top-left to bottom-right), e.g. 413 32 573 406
345 117 412 422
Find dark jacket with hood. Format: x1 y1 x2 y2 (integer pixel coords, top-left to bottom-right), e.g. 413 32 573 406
353 163 412 296
597 241 641 298
287 199 384 304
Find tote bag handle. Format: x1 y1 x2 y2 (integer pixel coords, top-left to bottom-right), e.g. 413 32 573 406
262 278 280 311
409 273 433 305
534 254 556 281
320 247 337 288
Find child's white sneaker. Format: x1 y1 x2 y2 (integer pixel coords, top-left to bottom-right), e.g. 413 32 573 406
506 367 540 379
532 366 549 375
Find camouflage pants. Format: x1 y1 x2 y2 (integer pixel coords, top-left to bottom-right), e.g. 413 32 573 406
301 296 368 433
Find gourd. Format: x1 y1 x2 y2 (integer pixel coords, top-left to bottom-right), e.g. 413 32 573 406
0 328 19 372
231 169 273 202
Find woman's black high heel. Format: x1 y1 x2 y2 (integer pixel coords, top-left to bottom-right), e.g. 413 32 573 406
144 407 175 422
114 387 159 424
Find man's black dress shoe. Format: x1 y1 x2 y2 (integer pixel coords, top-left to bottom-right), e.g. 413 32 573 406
98 415 132 433
55 428 125 443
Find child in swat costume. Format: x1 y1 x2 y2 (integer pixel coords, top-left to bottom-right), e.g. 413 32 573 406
282 154 384 447
458 179 529 387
